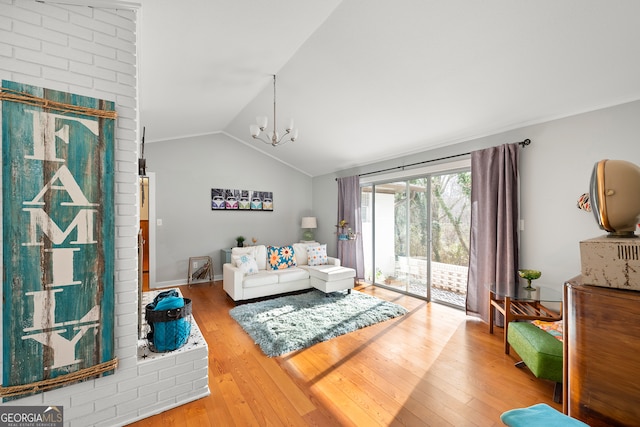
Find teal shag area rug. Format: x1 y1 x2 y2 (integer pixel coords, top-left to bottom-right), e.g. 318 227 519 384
229 289 408 357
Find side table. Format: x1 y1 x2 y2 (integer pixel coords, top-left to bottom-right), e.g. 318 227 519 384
220 248 232 265
487 283 562 354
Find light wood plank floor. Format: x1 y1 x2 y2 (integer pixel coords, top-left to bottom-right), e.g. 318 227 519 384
128 281 561 426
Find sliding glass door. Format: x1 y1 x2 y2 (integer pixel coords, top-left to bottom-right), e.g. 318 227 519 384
361 167 470 308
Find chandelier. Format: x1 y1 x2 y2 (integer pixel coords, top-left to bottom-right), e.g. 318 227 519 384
250 75 298 147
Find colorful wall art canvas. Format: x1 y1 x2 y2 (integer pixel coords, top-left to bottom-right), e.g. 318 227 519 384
212 188 273 211
1 81 116 400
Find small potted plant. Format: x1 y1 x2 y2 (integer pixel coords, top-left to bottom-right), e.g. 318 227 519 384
236 236 245 247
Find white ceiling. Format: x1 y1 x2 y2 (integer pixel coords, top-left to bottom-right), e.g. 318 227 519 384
138 0 640 177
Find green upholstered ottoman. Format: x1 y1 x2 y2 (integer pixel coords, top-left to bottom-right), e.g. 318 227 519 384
507 322 563 401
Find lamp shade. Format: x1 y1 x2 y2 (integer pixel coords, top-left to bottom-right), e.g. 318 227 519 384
301 217 317 229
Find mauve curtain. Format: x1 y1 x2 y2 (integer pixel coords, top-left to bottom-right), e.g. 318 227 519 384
466 143 520 324
337 176 365 278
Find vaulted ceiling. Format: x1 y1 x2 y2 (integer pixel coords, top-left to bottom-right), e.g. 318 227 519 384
138 0 640 177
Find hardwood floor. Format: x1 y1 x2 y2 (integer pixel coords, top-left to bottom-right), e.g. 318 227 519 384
128 282 561 426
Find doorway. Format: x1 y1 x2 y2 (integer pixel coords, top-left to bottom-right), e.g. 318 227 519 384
138 173 156 290
139 176 149 290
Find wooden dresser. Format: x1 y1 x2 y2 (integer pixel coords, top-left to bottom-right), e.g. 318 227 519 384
563 277 640 426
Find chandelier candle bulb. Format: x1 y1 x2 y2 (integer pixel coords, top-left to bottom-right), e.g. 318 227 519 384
257 116 268 130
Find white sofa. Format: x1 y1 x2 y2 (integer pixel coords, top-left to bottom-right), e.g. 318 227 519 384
223 242 343 301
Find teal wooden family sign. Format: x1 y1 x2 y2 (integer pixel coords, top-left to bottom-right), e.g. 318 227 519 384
1 81 117 400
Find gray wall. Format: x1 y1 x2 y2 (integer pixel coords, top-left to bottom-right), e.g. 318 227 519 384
147 101 640 292
146 133 313 286
312 100 640 292
519 100 640 288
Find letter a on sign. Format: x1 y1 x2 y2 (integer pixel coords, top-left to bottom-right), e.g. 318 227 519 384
1 80 115 400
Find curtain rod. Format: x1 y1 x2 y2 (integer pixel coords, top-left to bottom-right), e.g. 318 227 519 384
337 138 531 180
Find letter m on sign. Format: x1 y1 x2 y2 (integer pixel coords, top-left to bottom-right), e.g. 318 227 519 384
1 80 115 400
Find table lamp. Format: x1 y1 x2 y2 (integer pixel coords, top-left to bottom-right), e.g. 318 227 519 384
301 217 317 241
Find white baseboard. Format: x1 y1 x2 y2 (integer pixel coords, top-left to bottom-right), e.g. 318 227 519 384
150 274 222 289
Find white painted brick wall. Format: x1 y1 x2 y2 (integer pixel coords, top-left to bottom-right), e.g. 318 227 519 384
176 367 209 387
0 2 209 426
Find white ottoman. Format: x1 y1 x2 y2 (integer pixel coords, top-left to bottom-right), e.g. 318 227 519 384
308 265 356 294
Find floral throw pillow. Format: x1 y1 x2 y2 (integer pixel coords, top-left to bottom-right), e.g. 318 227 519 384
531 320 563 341
267 245 297 270
307 244 328 266
232 254 259 275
